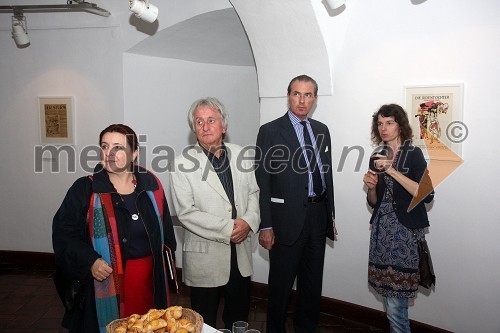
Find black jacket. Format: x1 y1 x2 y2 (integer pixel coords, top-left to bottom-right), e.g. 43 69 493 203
255 113 335 244
369 143 434 229
52 164 176 332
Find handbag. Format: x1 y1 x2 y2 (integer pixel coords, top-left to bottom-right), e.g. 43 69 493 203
416 237 436 289
53 268 86 312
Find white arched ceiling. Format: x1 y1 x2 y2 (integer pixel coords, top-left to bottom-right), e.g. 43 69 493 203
230 0 333 97
126 0 332 98
127 8 254 67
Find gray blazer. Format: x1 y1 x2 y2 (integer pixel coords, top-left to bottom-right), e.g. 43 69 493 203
169 143 260 287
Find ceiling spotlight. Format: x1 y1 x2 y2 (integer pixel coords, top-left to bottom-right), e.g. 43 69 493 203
129 0 158 23
325 0 346 10
11 11 29 48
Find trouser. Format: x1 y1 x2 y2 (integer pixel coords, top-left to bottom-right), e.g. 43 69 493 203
190 243 250 330
266 201 327 333
384 297 410 333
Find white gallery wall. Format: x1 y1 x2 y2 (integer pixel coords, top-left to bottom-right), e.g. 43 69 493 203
1 0 500 332
122 53 260 204
0 20 124 252
308 2 500 332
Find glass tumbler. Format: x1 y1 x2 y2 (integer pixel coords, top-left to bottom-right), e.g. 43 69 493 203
232 321 249 333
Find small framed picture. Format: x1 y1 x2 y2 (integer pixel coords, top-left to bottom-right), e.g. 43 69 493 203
39 96 75 145
404 84 464 159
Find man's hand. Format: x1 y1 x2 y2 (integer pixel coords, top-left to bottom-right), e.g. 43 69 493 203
258 229 275 250
231 218 251 244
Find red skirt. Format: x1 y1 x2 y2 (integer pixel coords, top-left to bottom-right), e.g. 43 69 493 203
123 256 154 316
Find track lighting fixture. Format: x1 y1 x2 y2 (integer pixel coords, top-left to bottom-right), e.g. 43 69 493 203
11 9 29 48
325 0 346 10
129 0 158 23
0 1 110 48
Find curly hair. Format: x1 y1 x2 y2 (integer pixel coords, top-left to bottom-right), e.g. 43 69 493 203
187 97 229 133
371 104 413 145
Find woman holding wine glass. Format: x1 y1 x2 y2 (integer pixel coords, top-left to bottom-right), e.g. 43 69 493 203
363 104 434 332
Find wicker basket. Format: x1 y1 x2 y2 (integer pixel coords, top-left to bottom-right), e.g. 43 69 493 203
106 308 203 333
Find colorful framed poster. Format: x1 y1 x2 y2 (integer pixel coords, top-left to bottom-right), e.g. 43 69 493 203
404 84 464 159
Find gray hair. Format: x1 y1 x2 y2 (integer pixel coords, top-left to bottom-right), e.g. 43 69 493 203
187 97 229 132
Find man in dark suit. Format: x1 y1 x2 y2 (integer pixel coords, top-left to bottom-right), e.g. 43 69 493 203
255 75 335 333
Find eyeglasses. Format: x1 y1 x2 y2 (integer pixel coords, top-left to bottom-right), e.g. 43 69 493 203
290 92 315 100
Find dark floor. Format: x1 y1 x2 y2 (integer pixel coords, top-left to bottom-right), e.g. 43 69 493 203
0 265 384 333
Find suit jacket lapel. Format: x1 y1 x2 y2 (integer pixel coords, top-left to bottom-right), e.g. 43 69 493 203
279 114 302 155
310 121 330 166
227 146 240 202
192 145 230 203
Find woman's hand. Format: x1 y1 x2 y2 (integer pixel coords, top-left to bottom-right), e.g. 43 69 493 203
363 170 378 190
372 154 394 173
91 258 113 282
364 170 379 206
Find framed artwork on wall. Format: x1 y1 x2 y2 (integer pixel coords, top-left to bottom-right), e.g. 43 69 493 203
39 96 75 145
404 84 464 159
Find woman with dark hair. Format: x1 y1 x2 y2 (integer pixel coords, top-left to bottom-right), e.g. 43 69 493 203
53 124 176 333
363 104 434 332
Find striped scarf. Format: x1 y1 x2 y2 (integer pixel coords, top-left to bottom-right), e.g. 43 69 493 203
88 184 165 332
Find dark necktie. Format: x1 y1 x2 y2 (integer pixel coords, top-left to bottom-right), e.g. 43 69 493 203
301 121 323 195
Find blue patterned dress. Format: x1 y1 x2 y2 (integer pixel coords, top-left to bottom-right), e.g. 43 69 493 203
368 157 424 298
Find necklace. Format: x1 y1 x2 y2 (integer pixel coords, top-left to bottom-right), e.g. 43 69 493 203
119 184 139 221
132 174 139 221
118 194 139 221
131 175 138 219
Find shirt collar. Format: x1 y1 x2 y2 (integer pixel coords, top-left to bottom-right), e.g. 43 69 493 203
288 109 309 127
201 143 226 161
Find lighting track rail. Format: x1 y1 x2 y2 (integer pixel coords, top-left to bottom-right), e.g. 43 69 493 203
0 1 111 17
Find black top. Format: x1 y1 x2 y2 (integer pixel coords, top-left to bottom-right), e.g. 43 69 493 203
368 143 435 229
202 145 237 219
120 191 151 259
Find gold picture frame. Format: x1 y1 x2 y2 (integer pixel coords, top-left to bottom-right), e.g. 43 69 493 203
39 96 75 145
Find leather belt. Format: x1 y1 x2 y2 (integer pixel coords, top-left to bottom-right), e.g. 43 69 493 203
308 192 326 203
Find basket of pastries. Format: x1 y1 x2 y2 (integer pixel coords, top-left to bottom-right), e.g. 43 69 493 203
106 306 203 333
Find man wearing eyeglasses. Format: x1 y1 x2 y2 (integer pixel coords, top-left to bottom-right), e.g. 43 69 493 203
255 75 336 333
